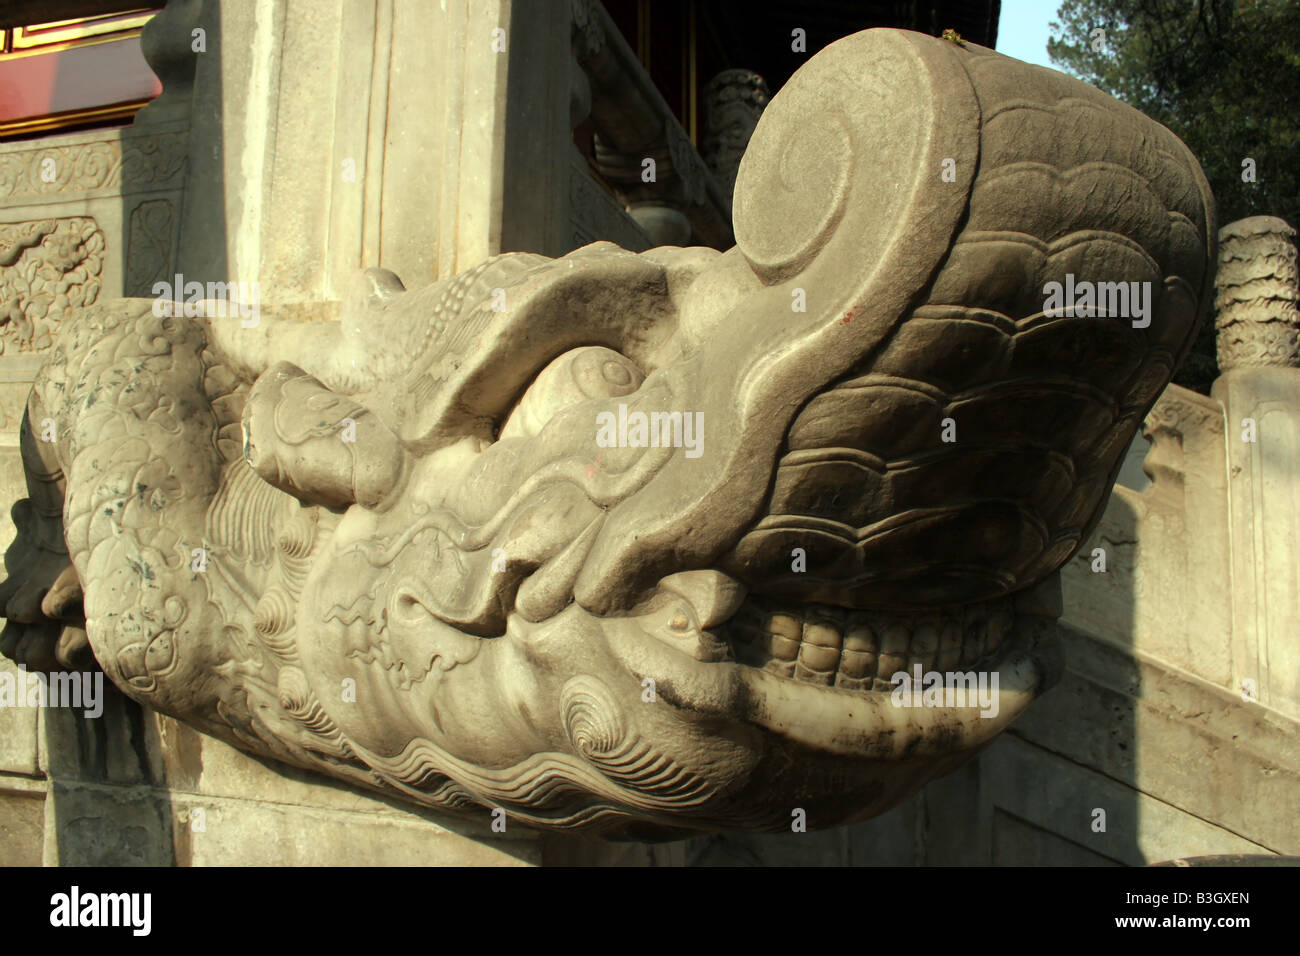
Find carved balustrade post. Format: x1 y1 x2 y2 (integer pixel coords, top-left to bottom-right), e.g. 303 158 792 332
1212 216 1300 720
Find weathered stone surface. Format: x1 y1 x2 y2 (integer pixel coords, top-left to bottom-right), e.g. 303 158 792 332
0 786 43 866
167 794 540 866
0 29 1214 839
46 782 174 866
0 658 39 776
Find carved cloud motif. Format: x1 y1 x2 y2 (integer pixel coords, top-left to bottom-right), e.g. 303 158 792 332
0 218 105 355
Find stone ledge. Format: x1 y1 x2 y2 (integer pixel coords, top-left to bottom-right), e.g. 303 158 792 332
985 734 1275 864
45 779 542 867
1011 624 1300 854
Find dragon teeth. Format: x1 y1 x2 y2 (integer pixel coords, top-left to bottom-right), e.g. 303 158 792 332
910 623 939 672
802 620 842 650
768 613 802 661
961 621 986 666
839 625 878 680
723 600 1015 695
793 662 836 685
764 660 797 679
935 620 963 672
797 620 842 678
876 624 910 684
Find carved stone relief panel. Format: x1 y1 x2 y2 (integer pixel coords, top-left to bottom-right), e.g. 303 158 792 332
125 199 177 299
0 131 187 203
0 218 105 355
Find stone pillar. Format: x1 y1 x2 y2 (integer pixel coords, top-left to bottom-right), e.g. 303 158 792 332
175 0 573 306
701 69 770 200
1212 216 1300 721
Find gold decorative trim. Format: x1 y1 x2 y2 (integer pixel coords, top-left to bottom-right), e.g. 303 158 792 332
0 99 152 138
1 27 142 60
1 9 155 60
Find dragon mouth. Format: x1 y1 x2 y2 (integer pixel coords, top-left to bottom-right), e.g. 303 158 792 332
721 596 1017 694
616 573 1064 762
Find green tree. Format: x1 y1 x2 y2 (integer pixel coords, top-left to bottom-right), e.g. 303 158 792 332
1047 0 1300 391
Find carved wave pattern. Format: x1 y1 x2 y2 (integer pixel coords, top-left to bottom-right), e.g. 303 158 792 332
313 674 722 832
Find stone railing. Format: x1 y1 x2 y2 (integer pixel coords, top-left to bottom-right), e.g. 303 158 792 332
569 0 735 248
1064 216 1300 723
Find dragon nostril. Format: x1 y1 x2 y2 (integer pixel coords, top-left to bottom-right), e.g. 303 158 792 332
393 589 433 625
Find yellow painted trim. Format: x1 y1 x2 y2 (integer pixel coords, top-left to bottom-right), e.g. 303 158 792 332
13 9 154 47
0 28 144 60
0 98 152 137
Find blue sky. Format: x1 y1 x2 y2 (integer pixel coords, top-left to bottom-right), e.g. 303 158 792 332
995 0 1062 70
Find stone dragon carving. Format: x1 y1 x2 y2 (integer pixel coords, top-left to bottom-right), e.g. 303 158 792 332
0 30 1214 838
